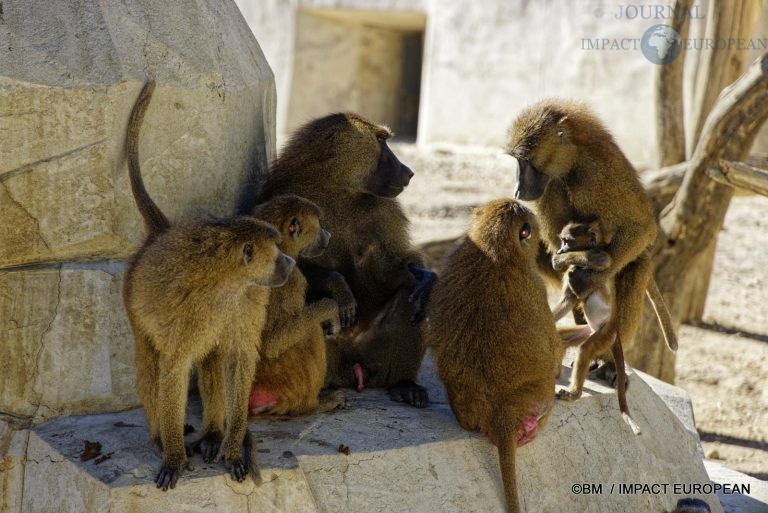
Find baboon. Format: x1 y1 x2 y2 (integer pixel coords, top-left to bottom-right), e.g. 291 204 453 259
551 220 613 341
508 99 675 406
247 194 347 416
670 498 712 513
552 220 678 352
424 199 564 513
124 80 294 490
550 220 639 434
257 113 436 407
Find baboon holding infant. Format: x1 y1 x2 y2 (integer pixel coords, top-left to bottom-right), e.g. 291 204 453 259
508 99 677 414
258 113 436 407
124 81 294 489
424 199 564 513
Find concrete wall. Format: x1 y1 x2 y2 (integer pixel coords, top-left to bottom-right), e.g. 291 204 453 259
236 0 768 170
0 0 276 423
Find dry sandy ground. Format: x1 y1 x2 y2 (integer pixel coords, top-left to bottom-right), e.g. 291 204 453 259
393 142 768 480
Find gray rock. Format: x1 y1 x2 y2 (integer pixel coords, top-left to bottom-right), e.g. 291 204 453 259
0 0 275 423
0 0 275 268
0 264 137 421
5 356 722 513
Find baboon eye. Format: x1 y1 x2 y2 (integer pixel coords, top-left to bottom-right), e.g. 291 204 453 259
243 242 254 263
288 217 300 237
519 223 532 240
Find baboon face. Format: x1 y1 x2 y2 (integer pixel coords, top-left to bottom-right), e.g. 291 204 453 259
363 137 414 199
251 195 328 260
558 222 600 254
507 101 581 201
227 217 295 288
283 211 329 259
470 198 539 262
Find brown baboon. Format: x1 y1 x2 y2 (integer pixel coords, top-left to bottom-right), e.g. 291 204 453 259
258 113 436 407
552 220 678 352
551 220 613 340
670 498 712 513
247 194 347 416
124 80 294 490
550 220 640 434
424 199 564 513
508 99 673 406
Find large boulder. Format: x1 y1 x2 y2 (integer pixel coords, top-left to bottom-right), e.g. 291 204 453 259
1 355 722 513
0 0 275 422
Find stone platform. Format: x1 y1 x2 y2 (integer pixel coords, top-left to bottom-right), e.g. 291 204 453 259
1 354 724 513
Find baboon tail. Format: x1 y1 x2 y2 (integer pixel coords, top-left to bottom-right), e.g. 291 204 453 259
611 338 641 435
495 420 521 513
126 79 171 235
646 279 678 351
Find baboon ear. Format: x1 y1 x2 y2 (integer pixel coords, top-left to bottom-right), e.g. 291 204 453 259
242 242 254 265
557 116 569 142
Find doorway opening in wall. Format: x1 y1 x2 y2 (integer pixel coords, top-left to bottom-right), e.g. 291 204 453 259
287 8 426 142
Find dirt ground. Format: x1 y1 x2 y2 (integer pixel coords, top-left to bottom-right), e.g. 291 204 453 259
393 142 768 480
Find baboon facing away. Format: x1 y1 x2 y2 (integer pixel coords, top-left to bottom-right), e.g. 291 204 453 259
124 80 294 489
424 199 564 513
258 113 436 407
248 194 347 416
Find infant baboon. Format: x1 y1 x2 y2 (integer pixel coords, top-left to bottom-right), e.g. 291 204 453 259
124 80 294 490
550 220 640 434
247 194 347 416
258 113 436 406
424 199 564 513
551 220 612 342
552 221 677 353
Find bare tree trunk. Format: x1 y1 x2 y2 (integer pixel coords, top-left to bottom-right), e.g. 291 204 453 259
673 0 762 324
655 0 692 168
629 53 768 382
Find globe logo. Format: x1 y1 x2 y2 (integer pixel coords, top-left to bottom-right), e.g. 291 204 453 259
641 24 683 65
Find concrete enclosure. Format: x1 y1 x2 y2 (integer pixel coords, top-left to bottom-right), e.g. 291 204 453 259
289 8 425 138
237 0 768 170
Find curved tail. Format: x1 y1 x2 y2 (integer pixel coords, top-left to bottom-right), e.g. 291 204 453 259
126 80 170 235
646 278 678 351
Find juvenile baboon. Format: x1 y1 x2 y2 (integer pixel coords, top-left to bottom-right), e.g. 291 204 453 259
258 113 436 407
424 199 564 513
508 99 675 405
124 80 294 490
247 194 347 416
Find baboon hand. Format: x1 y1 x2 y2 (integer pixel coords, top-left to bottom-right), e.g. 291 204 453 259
322 313 342 337
552 249 611 272
227 458 249 482
389 379 428 408
155 460 190 491
335 290 357 328
192 431 223 464
407 264 437 323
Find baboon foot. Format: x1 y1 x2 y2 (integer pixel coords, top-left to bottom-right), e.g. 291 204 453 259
155 459 190 491
556 388 582 401
388 379 428 408
191 430 223 463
